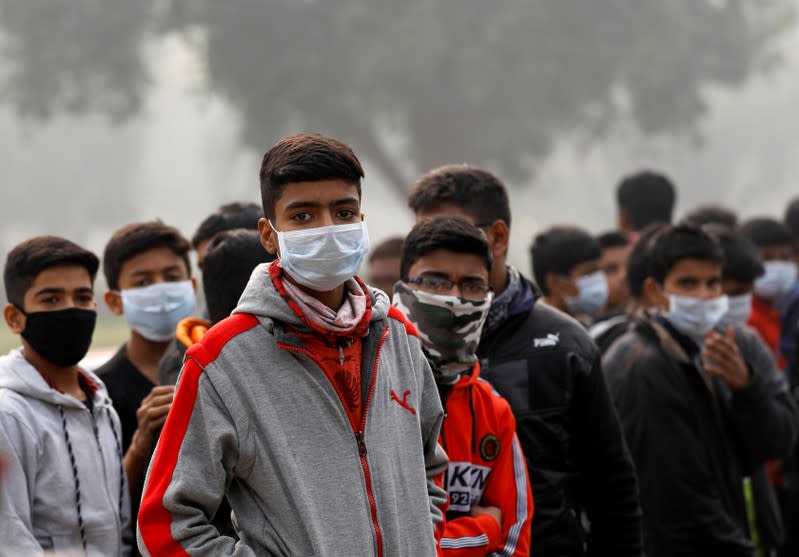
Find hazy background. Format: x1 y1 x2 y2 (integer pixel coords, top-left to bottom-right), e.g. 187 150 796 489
1 0 799 350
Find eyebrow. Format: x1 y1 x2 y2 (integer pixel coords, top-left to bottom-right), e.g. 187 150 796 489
284 197 360 211
129 265 183 276
34 287 93 296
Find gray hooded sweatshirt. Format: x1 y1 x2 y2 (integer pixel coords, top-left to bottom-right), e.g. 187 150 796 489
0 349 132 556
137 264 448 557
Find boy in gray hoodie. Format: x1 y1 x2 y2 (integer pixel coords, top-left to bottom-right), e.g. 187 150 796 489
0 236 132 556
137 134 448 556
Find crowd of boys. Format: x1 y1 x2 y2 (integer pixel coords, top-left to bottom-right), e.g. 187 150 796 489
1 133 798 557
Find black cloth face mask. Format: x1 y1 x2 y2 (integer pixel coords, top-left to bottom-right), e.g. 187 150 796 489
19 307 97 367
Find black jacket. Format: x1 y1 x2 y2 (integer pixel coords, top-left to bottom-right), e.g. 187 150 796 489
603 317 798 557
478 274 643 557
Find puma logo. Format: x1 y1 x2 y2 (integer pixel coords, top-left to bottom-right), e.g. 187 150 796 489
390 389 417 415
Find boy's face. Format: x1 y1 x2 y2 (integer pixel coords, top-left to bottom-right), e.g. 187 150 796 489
4 265 95 334
649 258 723 309
600 245 630 309
105 246 192 315
757 243 795 263
722 279 754 297
259 179 362 255
406 249 490 302
547 259 600 301
414 205 509 265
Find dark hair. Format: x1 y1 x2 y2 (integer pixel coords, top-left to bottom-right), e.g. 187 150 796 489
203 230 275 324
191 202 263 249
702 224 764 283
400 217 492 278
648 224 723 284
740 217 794 248
4 236 99 308
369 236 405 264
681 204 738 228
530 226 602 295
626 222 667 298
785 197 799 240
259 134 364 221
103 221 191 291
596 230 629 250
408 165 511 227
616 170 676 230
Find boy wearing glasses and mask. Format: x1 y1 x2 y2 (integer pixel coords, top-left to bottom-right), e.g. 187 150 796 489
604 224 795 557
0 236 131 555
138 134 447 556
394 217 533 556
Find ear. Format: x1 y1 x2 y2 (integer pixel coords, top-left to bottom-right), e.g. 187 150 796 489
617 210 632 233
486 220 510 260
643 277 668 310
104 290 125 316
3 304 26 334
258 218 278 256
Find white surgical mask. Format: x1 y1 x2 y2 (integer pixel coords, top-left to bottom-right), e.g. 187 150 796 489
665 294 729 340
565 271 609 317
716 293 753 329
120 280 196 342
754 261 798 301
272 221 370 292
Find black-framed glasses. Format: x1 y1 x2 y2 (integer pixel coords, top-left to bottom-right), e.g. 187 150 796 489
405 276 491 301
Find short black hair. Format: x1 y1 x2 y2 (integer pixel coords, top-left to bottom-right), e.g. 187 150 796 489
648 224 723 284
681 204 738 228
596 230 629 250
702 224 764 283
191 202 263 250
369 236 405 264
400 217 492 279
616 170 676 231
259 134 364 222
409 165 511 228
740 217 794 248
103 221 191 291
785 197 799 240
530 226 602 295
626 222 667 298
4 236 99 308
203 229 275 324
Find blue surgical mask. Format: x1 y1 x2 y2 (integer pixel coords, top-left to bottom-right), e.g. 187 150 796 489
716 293 753 329
272 221 370 292
665 294 729 340
754 261 798 302
120 280 196 341
565 271 609 317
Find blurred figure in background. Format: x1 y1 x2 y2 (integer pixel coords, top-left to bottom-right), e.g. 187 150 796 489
410 164 642 557
0 237 131 555
596 230 631 318
683 204 739 229
367 235 404 298
530 225 609 326
395 216 533 556
616 170 676 237
191 202 263 269
95 221 195 519
740 217 798 368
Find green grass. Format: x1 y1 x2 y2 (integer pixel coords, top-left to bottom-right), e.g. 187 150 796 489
0 317 130 354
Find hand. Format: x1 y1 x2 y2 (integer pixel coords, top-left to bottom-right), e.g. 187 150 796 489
128 385 175 459
471 504 502 530
702 325 751 390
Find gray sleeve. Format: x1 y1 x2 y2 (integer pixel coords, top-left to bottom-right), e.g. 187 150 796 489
136 367 254 557
0 410 45 555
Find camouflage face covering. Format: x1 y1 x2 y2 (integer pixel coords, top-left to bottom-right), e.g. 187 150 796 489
392 281 493 380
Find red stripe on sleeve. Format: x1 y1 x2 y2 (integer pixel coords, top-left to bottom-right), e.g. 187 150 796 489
137 313 259 555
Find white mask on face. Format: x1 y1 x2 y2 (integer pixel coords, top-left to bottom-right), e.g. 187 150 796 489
754 261 798 301
120 280 196 342
664 294 729 340
272 221 370 292
565 271 609 317
716 293 753 329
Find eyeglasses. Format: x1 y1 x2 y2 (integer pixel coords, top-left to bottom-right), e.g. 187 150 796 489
405 276 491 301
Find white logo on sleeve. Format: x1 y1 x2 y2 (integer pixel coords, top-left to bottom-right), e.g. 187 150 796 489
533 332 560 348
445 462 492 512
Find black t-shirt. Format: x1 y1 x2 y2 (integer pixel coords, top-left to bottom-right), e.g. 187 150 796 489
95 345 155 452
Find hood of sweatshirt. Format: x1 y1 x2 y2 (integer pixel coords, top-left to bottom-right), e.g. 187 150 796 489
234 261 390 332
0 348 113 410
